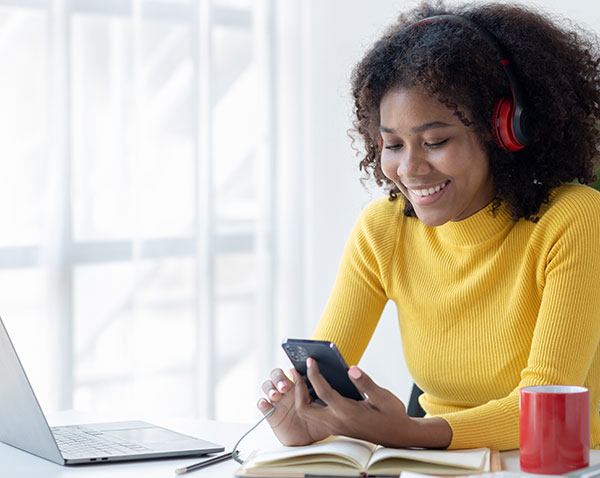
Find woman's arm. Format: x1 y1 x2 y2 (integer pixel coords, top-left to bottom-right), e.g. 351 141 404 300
258 199 402 444
312 198 401 363
292 358 453 448
438 195 600 450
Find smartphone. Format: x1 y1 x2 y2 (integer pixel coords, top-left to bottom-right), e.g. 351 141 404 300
282 338 363 405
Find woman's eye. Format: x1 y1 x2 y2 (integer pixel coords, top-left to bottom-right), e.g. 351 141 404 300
425 139 449 148
384 143 403 151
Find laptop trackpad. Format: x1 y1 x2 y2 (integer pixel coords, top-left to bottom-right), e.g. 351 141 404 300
105 427 188 444
85 421 220 452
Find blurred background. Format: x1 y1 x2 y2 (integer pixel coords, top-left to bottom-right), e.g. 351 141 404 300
1 0 599 424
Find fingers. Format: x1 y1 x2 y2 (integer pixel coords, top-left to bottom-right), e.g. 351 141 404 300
347 365 392 405
291 367 313 406
261 368 294 403
291 365 333 423
294 360 350 434
270 368 294 393
304 357 343 407
257 397 274 416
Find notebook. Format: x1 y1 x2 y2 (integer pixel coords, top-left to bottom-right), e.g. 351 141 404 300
0 315 224 465
235 436 499 477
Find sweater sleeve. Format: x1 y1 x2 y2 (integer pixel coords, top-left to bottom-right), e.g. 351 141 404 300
312 198 400 365
440 188 600 450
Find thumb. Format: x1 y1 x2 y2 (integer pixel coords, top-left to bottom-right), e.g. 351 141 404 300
347 366 387 402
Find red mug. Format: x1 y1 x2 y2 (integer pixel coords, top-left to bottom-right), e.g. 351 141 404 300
519 385 590 474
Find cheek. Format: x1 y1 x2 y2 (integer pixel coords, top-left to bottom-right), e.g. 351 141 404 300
380 154 397 180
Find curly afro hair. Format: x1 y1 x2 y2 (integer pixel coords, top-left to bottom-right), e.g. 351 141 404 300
350 1 600 221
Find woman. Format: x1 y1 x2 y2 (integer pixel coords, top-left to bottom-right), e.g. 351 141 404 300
258 1 600 450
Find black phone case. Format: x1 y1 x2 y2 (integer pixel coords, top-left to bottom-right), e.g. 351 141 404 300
282 338 363 405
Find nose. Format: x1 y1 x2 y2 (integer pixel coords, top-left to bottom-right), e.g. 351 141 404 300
397 147 433 178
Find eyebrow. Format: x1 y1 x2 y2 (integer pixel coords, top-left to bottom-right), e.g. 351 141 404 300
379 121 454 134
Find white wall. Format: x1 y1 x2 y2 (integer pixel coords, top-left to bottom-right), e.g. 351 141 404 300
289 0 600 405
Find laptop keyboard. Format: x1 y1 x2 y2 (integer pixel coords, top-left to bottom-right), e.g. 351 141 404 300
52 425 152 457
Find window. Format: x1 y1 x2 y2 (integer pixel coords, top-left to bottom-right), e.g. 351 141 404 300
0 0 275 422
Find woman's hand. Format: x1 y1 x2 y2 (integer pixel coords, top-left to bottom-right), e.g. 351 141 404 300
257 368 330 446
291 358 453 449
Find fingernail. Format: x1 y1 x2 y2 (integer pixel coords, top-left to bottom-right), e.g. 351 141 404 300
277 381 286 392
258 399 268 409
307 357 314 368
268 389 278 399
348 366 362 379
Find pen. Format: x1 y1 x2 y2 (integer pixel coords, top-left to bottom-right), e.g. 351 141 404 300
174 451 233 474
175 408 274 474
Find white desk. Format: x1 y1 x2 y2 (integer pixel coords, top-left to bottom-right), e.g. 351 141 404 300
1 411 280 478
1 411 599 477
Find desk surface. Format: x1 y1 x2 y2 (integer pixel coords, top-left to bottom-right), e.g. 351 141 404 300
2 411 599 477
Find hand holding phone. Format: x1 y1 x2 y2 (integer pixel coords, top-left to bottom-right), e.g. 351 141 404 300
282 338 363 405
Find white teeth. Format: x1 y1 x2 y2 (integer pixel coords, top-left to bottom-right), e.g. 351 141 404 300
411 181 447 197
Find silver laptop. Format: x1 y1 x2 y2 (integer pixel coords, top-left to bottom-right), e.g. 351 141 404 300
0 315 224 465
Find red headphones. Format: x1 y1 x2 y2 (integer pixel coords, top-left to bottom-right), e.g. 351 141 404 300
405 15 530 152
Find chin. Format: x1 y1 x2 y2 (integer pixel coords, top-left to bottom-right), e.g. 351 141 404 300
414 211 451 227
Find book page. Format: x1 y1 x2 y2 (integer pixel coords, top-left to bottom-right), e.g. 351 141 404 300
369 458 490 476
248 436 377 471
239 460 370 477
368 447 490 471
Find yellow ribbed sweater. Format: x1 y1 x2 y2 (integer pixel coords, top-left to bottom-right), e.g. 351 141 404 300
313 184 600 450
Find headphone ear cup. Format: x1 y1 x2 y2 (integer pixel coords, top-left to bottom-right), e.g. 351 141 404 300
494 97 525 152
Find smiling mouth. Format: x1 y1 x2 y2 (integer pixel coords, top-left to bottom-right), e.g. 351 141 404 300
407 180 450 198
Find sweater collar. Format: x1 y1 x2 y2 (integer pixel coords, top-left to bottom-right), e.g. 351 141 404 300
434 201 513 247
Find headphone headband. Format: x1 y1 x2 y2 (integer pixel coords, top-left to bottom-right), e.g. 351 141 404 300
407 14 530 151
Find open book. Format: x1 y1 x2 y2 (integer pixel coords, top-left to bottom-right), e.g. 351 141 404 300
235 436 499 477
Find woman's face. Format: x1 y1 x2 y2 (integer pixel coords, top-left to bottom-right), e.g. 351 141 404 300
379 87 495 227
